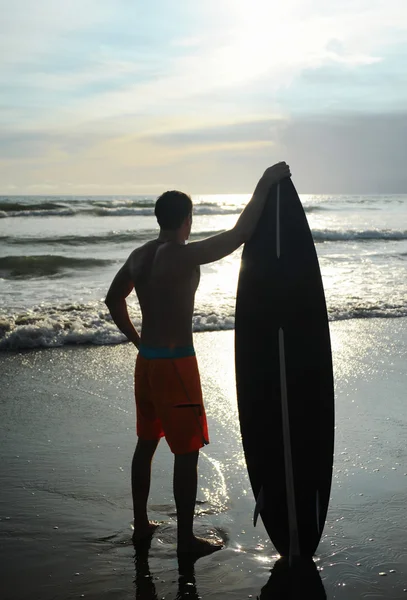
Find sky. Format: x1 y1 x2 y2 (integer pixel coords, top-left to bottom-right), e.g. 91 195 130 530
1 0 407 195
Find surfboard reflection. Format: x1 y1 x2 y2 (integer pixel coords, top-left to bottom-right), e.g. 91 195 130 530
133 539 199 600
259 557 326 600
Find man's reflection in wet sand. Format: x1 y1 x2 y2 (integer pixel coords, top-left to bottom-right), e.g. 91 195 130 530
133 538 199 600
176 554 200 600
133 538 158 600
133 538 326 600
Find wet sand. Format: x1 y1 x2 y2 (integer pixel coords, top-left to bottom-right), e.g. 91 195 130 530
1 318 406 599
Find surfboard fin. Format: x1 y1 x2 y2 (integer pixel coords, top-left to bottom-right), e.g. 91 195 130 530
253 486 265 527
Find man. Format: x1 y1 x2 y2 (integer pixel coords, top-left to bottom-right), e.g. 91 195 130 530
105 161 291 556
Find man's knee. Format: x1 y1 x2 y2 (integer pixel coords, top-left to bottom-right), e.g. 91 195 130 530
135 437 160 456
174 449 199 466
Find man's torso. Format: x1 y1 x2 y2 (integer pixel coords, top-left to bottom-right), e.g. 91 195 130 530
129 240 200 347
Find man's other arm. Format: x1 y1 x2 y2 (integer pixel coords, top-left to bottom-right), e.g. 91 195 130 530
105 254 140 348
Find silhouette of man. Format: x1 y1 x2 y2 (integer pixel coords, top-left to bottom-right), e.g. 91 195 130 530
105 162 291 556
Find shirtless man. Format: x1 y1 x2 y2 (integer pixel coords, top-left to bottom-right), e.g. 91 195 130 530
105 161 291 556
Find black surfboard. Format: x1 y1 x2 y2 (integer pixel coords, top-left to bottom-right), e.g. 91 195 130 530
235 177 335 558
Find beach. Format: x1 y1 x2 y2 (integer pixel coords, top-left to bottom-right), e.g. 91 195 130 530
3 1 407 597
1 318 407 600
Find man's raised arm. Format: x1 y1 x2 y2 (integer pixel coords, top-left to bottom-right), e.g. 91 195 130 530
182 162 291 266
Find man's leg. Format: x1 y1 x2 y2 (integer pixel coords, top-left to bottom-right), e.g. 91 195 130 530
174 450 223 555
132 437 160 541
174 450 199 548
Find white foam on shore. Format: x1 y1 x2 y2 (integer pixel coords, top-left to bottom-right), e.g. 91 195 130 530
1 300 406 351
0 308 237 351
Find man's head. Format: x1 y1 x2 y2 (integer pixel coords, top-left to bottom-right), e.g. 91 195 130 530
155 190 192 239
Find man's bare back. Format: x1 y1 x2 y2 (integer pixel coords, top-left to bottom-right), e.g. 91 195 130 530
130 240 200 348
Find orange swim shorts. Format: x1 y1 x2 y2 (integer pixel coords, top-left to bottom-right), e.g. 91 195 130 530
134 345 209 454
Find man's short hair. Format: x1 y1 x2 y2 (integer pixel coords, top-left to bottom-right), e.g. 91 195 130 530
154 190 192 230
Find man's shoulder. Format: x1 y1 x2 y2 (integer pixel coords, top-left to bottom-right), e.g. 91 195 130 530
131 240 192 268
129 240 159 259
158 243 195 266
138 239 159 252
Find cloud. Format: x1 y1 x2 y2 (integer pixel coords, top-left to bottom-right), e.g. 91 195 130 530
1 111 406 194
144 119 286 146
280 111 407 193
137 111 407 193
0 129 119 160
1 1 407 193
0 0 115 67
3 0 407 130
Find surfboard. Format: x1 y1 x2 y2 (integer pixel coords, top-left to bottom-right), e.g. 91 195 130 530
235 177 335 558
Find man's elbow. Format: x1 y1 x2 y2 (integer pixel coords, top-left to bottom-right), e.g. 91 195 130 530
233 225 250 245
105 292 120 309
240 231 251 244
104 296 112 312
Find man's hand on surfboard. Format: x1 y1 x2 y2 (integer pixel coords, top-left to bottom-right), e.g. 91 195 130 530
258 162 291 190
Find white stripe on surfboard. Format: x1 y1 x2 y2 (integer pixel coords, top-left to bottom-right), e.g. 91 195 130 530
279 327 300 560
276 183 281 258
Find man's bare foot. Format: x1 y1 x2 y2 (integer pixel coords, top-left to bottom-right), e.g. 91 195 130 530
177 536 224 556
131 520 160 543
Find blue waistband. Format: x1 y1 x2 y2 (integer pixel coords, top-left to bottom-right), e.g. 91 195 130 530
139 344 195 359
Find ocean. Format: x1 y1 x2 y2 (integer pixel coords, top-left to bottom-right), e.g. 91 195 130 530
1 192 406 350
